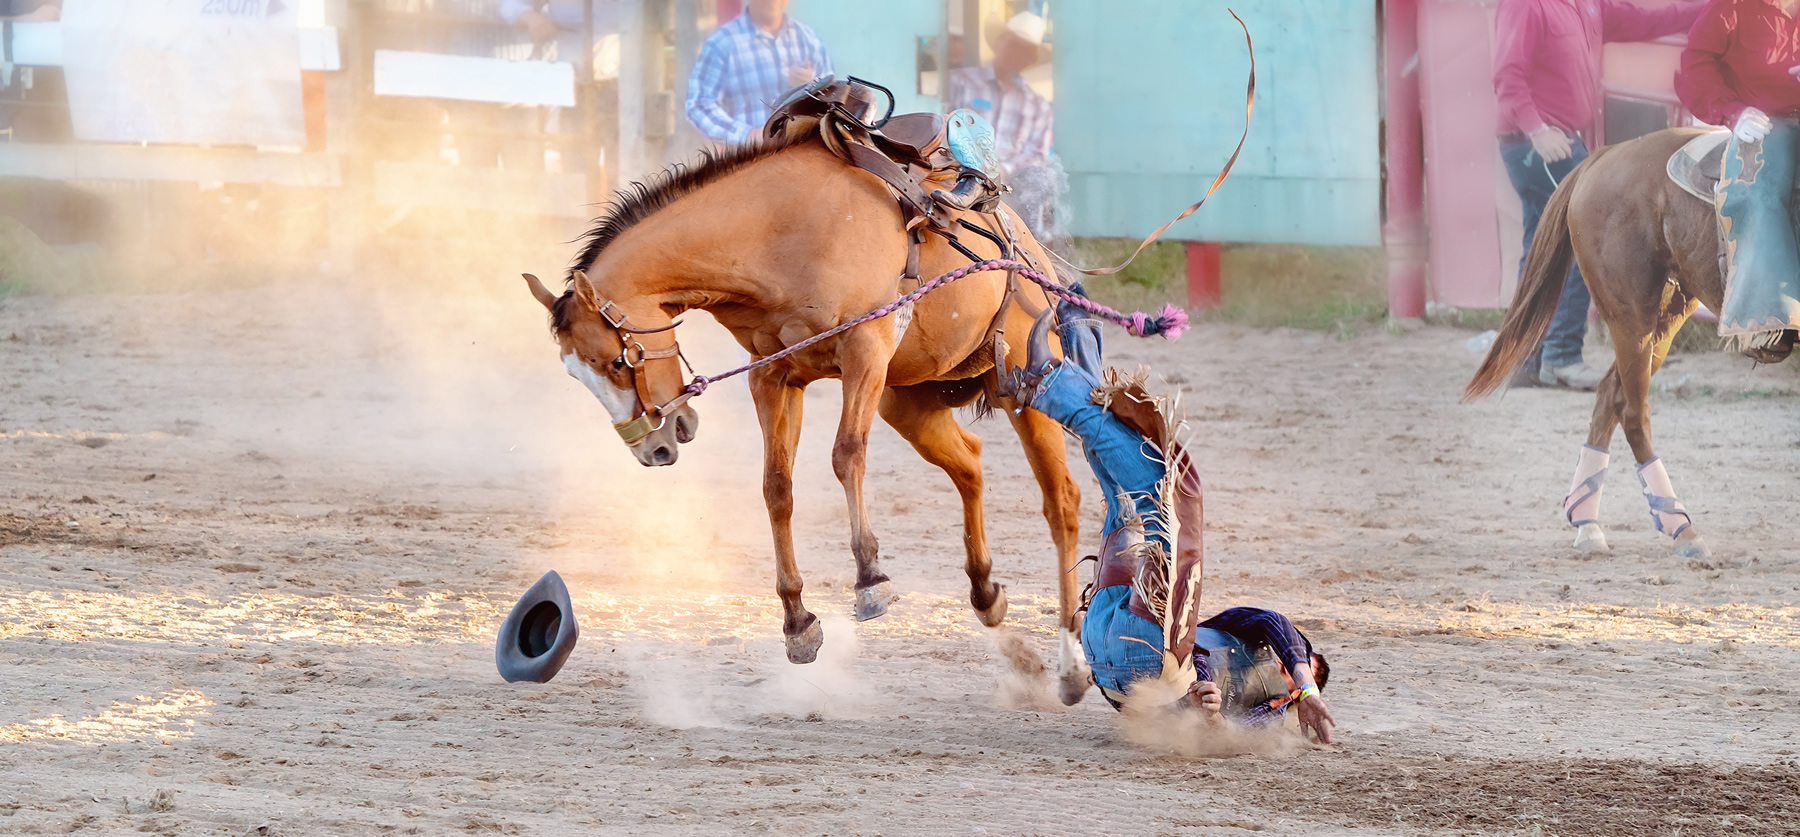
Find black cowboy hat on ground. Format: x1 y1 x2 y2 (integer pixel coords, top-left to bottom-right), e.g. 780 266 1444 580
495 570 580 683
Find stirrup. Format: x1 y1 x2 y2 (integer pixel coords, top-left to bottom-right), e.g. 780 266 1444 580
1011 309 1060 408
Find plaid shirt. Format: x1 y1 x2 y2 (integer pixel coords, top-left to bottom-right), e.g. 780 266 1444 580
946 66 1053 173
685 13 832 145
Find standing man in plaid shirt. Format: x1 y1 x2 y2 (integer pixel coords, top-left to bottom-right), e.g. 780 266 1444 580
685 0 832 146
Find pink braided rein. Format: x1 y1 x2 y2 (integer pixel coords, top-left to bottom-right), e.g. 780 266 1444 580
683 259 1188 398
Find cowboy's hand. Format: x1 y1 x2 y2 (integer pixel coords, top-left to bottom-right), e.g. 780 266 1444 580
786 63 815 88
1735 107 1772 144
1529 125 1573 163
1296 694 1336 745
1185 679 1222 713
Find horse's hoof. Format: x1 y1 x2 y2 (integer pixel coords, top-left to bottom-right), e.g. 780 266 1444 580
973 583 1008 628
854 581 898 622
1057 665 1092 706
785 617 824 664
1572 523 1610 553
1674 531 1712 560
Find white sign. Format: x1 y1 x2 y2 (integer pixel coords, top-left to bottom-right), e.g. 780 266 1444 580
60 0 305 147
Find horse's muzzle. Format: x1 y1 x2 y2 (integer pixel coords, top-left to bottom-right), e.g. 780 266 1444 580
673 408 699 444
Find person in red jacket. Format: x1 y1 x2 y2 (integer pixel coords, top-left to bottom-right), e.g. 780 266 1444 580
1675 0 1800 363
1493 0 1706 388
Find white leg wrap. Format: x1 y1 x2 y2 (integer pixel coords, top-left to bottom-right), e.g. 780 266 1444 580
1636 457 1693 539
1563 445 1609 527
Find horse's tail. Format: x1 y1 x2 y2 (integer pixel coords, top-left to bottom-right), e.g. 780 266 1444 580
1463 148 1602 401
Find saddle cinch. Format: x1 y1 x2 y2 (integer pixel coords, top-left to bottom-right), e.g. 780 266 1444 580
1667 128 1732 203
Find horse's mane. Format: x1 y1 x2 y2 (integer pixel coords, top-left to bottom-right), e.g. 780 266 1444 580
563 130 815 286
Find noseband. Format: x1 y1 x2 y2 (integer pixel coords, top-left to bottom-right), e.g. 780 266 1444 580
594 300 692 445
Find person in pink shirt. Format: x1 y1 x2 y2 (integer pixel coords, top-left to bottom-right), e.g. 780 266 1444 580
1675 0 1800 363
1493 0 1705 389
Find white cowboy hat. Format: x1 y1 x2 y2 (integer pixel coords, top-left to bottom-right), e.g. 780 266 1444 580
1004 11 1047 47
985 11 1047 50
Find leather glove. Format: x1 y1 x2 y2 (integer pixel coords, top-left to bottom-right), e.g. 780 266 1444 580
1529 125 1573 163
1735 107 1772 144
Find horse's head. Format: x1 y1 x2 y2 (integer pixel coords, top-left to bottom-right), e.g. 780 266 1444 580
526 270 699 467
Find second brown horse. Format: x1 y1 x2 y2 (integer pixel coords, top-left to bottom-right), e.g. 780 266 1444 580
1466 127 1761 559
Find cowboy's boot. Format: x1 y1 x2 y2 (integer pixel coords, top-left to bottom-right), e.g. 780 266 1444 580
1054 283 1105 381
930 173 990 213
1744 329 1798 364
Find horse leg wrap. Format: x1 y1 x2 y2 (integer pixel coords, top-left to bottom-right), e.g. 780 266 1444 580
1636 457 1693 540
1562 445 1609 527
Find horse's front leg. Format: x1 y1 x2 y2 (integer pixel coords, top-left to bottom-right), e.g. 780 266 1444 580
748 367 824 663
834 334 900 621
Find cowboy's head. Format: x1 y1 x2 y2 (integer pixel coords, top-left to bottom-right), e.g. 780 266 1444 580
990 12 1046 75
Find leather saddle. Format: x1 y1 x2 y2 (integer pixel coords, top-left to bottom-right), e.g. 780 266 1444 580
1667 128 1731 203
764 75 1006 239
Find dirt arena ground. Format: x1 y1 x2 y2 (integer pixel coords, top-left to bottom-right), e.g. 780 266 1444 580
2 271 1797 836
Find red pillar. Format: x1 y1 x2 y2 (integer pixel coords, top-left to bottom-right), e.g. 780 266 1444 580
1185 241 1222 311
1382 0 1428 319
301 70 327 153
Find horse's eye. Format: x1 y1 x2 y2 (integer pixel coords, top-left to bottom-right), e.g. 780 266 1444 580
611 356 626 371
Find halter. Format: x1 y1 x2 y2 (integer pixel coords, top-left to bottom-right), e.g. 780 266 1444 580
591 300 691 445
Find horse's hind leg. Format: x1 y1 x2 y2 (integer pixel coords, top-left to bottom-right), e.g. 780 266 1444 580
1003 402 1089 706
878 384 1007 627
749 367 824 663
833 332 901 621
1568 368 1624 553
1613 304 1710 558
1584 249 1710 558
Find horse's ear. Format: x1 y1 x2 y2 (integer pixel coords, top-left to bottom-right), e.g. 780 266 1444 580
522 273 558 310
571 269 599 310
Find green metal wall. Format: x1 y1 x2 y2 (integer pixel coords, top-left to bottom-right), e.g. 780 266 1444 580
788 0 943 116
1054 0 1381 246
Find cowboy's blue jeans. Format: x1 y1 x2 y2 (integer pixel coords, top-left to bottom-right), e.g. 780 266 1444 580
1029 361 1167 541
1028 319 1172 702
1501 135 1592 370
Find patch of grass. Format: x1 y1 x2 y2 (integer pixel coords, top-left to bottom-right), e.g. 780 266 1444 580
1063 239 1388 333
1216 245 1387 331
1062 238 1187 318
1429 306 1506 331
0 216 105 295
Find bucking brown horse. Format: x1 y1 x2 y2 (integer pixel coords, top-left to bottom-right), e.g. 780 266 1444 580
1467 126 1758 559
523 131 1094 703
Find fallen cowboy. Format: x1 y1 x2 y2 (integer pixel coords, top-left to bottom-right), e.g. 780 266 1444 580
1012 294 1335 742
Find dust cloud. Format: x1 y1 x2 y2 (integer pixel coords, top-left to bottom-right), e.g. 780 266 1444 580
624 615 884 729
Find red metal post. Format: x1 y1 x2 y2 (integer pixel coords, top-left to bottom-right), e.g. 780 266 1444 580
1382 0 1428 319
1185 241 1223 311
301 70 327 153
